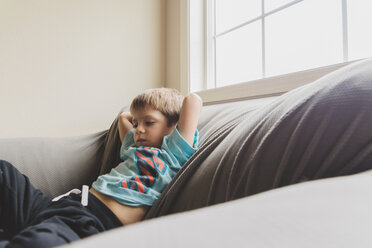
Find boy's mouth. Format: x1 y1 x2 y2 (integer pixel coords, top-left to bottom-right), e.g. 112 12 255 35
137 139 146 143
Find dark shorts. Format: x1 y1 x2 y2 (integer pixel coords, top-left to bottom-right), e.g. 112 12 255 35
0 160 123 248
71 191 123 231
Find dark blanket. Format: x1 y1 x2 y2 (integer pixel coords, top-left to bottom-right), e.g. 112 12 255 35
98 58 372 220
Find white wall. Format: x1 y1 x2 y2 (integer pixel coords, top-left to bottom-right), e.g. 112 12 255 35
165 0 181 92
0 0 165 138
165 0 190 95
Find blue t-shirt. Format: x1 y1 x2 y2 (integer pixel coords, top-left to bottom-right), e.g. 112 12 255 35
92 126 198 206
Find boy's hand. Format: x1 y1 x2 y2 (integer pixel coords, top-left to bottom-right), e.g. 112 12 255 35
118 112 134 142
120 112 133 123
177 93 203 147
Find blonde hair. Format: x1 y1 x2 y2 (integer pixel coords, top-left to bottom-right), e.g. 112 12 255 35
130 88 184 126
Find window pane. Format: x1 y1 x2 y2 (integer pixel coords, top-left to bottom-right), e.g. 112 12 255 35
265 0 343 77
216 0 261 34
265 0 296 13
348 0 372 60
216 21 262 87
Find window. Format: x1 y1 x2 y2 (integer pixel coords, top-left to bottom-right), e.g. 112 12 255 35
189 0 372 94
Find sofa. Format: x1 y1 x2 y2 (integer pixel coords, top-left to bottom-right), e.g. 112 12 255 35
1 58 372 247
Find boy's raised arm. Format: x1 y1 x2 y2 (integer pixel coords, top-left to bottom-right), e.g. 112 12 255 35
118 112 134 143
177 93 203 146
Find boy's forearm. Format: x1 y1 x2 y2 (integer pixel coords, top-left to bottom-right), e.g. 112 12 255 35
118 112 133 142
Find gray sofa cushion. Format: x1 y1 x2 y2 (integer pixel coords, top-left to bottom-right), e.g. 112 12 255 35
98 106 129 176
0 132 106 197
144 58 372 218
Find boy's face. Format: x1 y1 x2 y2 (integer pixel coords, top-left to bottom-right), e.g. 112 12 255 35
131 106 175 148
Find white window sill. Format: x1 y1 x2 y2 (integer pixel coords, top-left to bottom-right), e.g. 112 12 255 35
195 60 356 105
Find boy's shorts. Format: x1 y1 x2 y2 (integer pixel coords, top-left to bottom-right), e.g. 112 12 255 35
71 191 123 230
0 160 122 248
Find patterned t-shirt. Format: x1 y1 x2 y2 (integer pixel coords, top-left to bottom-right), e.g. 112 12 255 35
92 126 199 206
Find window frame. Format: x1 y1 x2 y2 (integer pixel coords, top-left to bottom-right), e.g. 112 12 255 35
185 0 358 104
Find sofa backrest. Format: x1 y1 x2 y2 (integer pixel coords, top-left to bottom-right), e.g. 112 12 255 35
0 132 106 197
0 96 275 197
144 58 372 219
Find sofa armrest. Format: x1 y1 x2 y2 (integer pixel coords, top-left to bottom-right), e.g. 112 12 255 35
61 170 372 248
0 131 106 197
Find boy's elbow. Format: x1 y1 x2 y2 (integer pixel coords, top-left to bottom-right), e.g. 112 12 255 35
184 93 203 108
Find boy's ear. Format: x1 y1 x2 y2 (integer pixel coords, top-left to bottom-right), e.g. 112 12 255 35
164 123 176 136
170 122 177 130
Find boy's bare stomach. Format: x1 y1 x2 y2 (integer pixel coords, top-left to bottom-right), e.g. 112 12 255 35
89 188 149 225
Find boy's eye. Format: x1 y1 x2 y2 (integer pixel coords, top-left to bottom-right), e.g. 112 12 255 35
133 122 138 128
145 121 155 126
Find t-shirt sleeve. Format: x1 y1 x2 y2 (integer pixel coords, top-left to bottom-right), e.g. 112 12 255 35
161 126 199 166
120 129 135 160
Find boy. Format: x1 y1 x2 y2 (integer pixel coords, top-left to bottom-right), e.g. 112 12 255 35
0 88 202 248
90 88 201 224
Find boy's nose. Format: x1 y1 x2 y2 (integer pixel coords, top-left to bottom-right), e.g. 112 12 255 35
136 124 145 133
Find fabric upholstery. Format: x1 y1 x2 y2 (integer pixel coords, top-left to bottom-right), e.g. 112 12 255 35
98 106 129 177
0 132 106 197
144 58 372 218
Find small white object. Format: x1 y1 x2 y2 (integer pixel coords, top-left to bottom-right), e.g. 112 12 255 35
81 185 89 206
52 185 89 207
52 188 81 202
